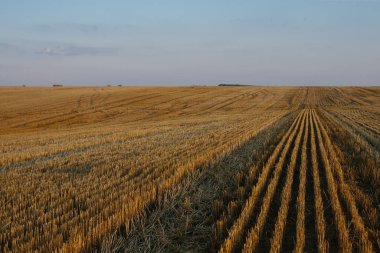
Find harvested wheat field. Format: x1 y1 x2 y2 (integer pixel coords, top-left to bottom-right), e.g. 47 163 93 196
0 86 379 253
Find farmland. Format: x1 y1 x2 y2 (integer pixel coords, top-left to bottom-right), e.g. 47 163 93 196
0 86 379 252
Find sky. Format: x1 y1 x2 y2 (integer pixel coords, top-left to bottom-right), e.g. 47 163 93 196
0 0 379 86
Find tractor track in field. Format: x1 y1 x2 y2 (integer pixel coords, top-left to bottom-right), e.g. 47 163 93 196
216 109 375 253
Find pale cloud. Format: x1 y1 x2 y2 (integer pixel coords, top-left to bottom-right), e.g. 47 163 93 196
33 23 100 34
0 42 11 48
0 42 27 54
30 23 135 35
0 42 15 51
36 45 117 56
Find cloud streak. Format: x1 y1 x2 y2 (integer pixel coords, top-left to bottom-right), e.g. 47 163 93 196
0 42 12 48
34 23 100 34
0 42 28 54
36 45 117 56
30 23 135 35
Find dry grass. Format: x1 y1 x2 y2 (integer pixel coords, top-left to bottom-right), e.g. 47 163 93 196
0 86 379 252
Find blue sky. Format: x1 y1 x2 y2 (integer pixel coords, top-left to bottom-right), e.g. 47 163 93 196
0 0 379 86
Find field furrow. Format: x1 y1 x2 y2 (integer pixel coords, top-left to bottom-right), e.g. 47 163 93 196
314 110 375 252
241 110 307 252
310 110 329 253
292 109 309 253
268 110 309 253
218 110 305 253
312 109 352 252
